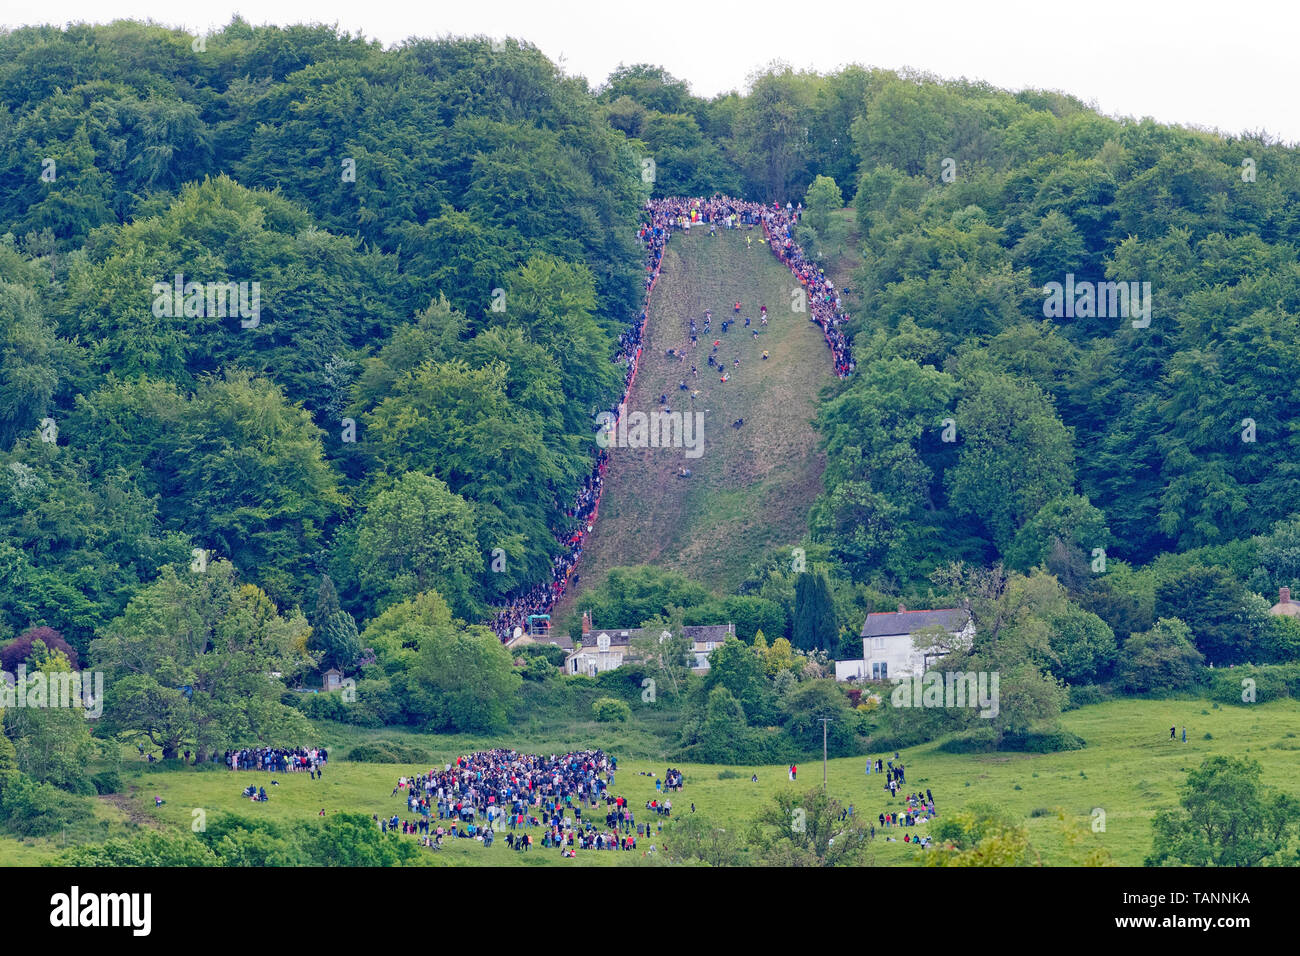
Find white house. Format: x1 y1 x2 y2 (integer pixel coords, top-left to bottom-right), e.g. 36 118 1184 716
838 605 974 681
564 614 733 676
566 627 634 676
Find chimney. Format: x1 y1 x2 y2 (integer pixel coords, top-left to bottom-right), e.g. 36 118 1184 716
898 603 906 613
1281 587 1292 605
581 612 592 637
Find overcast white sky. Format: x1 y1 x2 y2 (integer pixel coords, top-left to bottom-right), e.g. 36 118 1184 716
6 0 1299 143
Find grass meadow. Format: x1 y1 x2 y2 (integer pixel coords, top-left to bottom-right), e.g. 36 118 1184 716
5 696 1299 866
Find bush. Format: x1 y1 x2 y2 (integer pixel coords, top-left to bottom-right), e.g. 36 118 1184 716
292 690 350 722
349 678 403 727
1116 618 1205 693
1065 684 1107 709
1 774 91 836
999 730 1086 753
938 727 1085 754
937 727 1000 754
346 741 431 763
1207 663 1300 705
521 655 556 682
57 832 218 866
592 697 632 723
680 725 794 765
517 643 568 668
867 726 939 752
91 770 122 795
1 627 79 670
593 665 646 698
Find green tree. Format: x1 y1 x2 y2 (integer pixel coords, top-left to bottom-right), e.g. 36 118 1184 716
946 371 1076 554
927 802 1038 866
4 642 95 791
793 572 837 652
412 621 520 733
1147 756 1300 866
1154 565 1263 665
301 812 419 867
1045 605 1118 685
800 174 842 244
704 638 773 726
351 472 482 619
662 812 745 866
750 786 870 866
1116 618 1205 693
91 561 313 761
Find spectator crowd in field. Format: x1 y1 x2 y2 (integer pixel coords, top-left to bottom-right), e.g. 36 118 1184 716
226 746 328 773
381 749 686 855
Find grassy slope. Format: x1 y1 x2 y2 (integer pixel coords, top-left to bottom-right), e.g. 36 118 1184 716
555 226 833 615
6 697 1299 866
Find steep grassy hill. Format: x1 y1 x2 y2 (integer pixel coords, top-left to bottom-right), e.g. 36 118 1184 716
559 226 835 611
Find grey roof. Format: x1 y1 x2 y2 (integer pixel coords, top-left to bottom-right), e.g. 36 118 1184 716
588 630 635 647
681 625 734 642
861 608 969 638
505 633 574 651
572 623 735 653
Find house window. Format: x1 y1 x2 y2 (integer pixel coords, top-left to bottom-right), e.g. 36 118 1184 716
872 661 888 680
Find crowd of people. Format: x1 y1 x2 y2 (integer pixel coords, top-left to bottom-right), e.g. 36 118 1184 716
868 754 937 848
226 746 327 774
490 194 854 640
380 751 687 856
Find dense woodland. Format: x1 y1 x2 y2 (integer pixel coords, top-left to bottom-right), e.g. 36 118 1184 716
2 18 1300 797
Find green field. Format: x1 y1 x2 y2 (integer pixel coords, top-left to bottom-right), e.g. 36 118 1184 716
6 697 1298 866
558 226 834 611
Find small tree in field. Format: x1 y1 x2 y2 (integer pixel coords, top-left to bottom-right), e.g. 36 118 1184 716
1147 756 1300 867
749 787 870 866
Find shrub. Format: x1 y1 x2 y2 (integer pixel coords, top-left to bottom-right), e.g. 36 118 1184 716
346 741 431 763
937 727 1000 754
1 627 79 671
592 697 632 723
999 730 1086 753
1 774 91 836
517 643 568 668
292 690 350 722
1207 663 1300 705
937 727 1085 754
91 770 122 795
57 831 218 866
1116 618 1204 693
521 655 556 681
1065 684 1106 709
349 678 403 727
